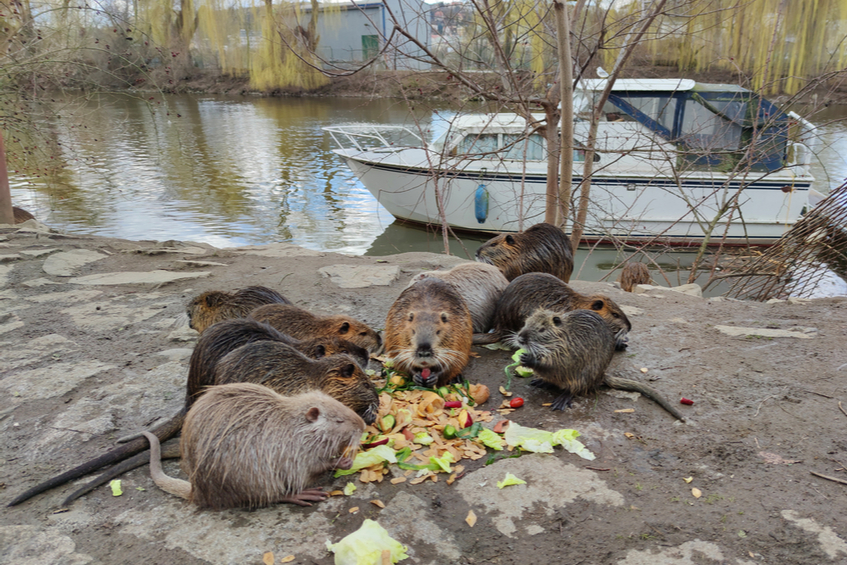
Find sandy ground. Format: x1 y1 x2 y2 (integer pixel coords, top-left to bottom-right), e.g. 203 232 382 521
0 222 846 565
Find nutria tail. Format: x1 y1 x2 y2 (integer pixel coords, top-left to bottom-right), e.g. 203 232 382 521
142 432 191 500
472 331 503 346
60 440 181 508
7 412 184 507
604 374 685 421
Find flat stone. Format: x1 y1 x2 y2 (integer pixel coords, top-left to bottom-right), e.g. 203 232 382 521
617 540 750 565
715 325 816 339
156 348 194 362
456 456 623 538
621 305 644 316
20 248 59 257
168 325 199 342
319 264 400 288
234 243 324 258
0 254 21 263
0 334 79 373
68 270 211 285
380 492 461 560
634 283 703 297
0 264 11 288
26 290 103 304
61 301 163 331
781 510 847 560
0 360 115 401
0 525 93 565
21 277 62 287
43 249 106 276
0 314 24 336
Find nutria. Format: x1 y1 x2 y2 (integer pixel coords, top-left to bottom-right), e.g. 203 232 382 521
12 206 35 223
248 304 382 356
512 308 683 420
186 318 370 408
474 273 631 349
187 286 291 333
384 278 473 388
618 262 651 292
7 321 373 508
409 262 509 333
212 340 379 425
475 222 574 283
143 384 364 509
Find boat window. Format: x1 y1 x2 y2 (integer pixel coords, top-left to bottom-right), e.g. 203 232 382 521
680 99 743 150
502 134 546 161
610 95 676 130
457 133 499 157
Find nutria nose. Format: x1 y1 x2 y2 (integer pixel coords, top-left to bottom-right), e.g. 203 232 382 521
416 343 433 357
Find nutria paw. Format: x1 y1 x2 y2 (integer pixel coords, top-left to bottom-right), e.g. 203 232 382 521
551 392 574 410
412 367 440 388
283 488 329 507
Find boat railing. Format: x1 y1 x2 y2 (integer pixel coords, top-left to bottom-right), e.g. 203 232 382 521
786 111 818 176
323 124 424 153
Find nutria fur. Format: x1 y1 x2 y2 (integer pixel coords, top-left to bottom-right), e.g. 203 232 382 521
186 318 370 407
475 273 631 349
409 262 509 332
213 340 379 425
13 206 35 223
512 308 683 420
475 223 574 283
7 319 371 508
384 278 473 388
143 384 364 509
618 262 651 292
249 304 382 356
187 286 291 333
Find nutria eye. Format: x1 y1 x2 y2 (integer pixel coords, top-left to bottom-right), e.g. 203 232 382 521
505 235 516 245
408 313 414 322
340 322 350 334
440 313 448 323
612 313 620 318
359 331 367 336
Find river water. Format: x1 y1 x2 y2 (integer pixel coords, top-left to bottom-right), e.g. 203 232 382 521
7 93 847 287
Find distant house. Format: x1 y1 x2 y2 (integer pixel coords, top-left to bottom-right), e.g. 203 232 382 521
301 0 431 70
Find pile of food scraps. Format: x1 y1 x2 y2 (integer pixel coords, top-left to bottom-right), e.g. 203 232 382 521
337 375 515 486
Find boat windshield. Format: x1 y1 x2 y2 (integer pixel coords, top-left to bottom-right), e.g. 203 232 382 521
605 86 789 172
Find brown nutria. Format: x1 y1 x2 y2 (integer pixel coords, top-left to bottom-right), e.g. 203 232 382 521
409 262 509 333
248 304 382 356
12 206 35 223
511 308 683 420
186 318 370 407
618 262 651 292
143 384 364 509
212 340 379 425
7 320 371 508
474 273 631 350
187 286 291 333
384 278 473 388
475 223 574 283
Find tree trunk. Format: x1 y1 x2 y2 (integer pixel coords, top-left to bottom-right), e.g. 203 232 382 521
554 0 574 232
0 131 14 225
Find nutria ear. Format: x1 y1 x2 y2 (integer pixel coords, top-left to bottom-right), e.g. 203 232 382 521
339 322 350 334
552 316 562 326
440 312 449 323
591 300 605 311
505 235 516 245
306 406 321 422
342 364 356 378
408 312 414 322
313 344 327 358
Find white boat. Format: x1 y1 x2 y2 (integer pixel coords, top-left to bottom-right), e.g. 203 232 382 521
324 79 819 246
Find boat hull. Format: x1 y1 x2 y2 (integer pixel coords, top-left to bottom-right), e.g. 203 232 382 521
339 150 812 247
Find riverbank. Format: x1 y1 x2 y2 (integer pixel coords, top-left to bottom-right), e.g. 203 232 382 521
156 66 847 107
1 221 845 565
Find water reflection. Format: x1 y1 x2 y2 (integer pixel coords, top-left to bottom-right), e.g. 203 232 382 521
7 93 846 265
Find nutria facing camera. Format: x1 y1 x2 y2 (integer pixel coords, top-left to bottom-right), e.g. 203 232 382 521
143 384 364 509
512 308 683 420
475 222 574 283
384 278 473 388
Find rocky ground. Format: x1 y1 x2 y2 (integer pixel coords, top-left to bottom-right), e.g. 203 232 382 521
0 221 846 565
